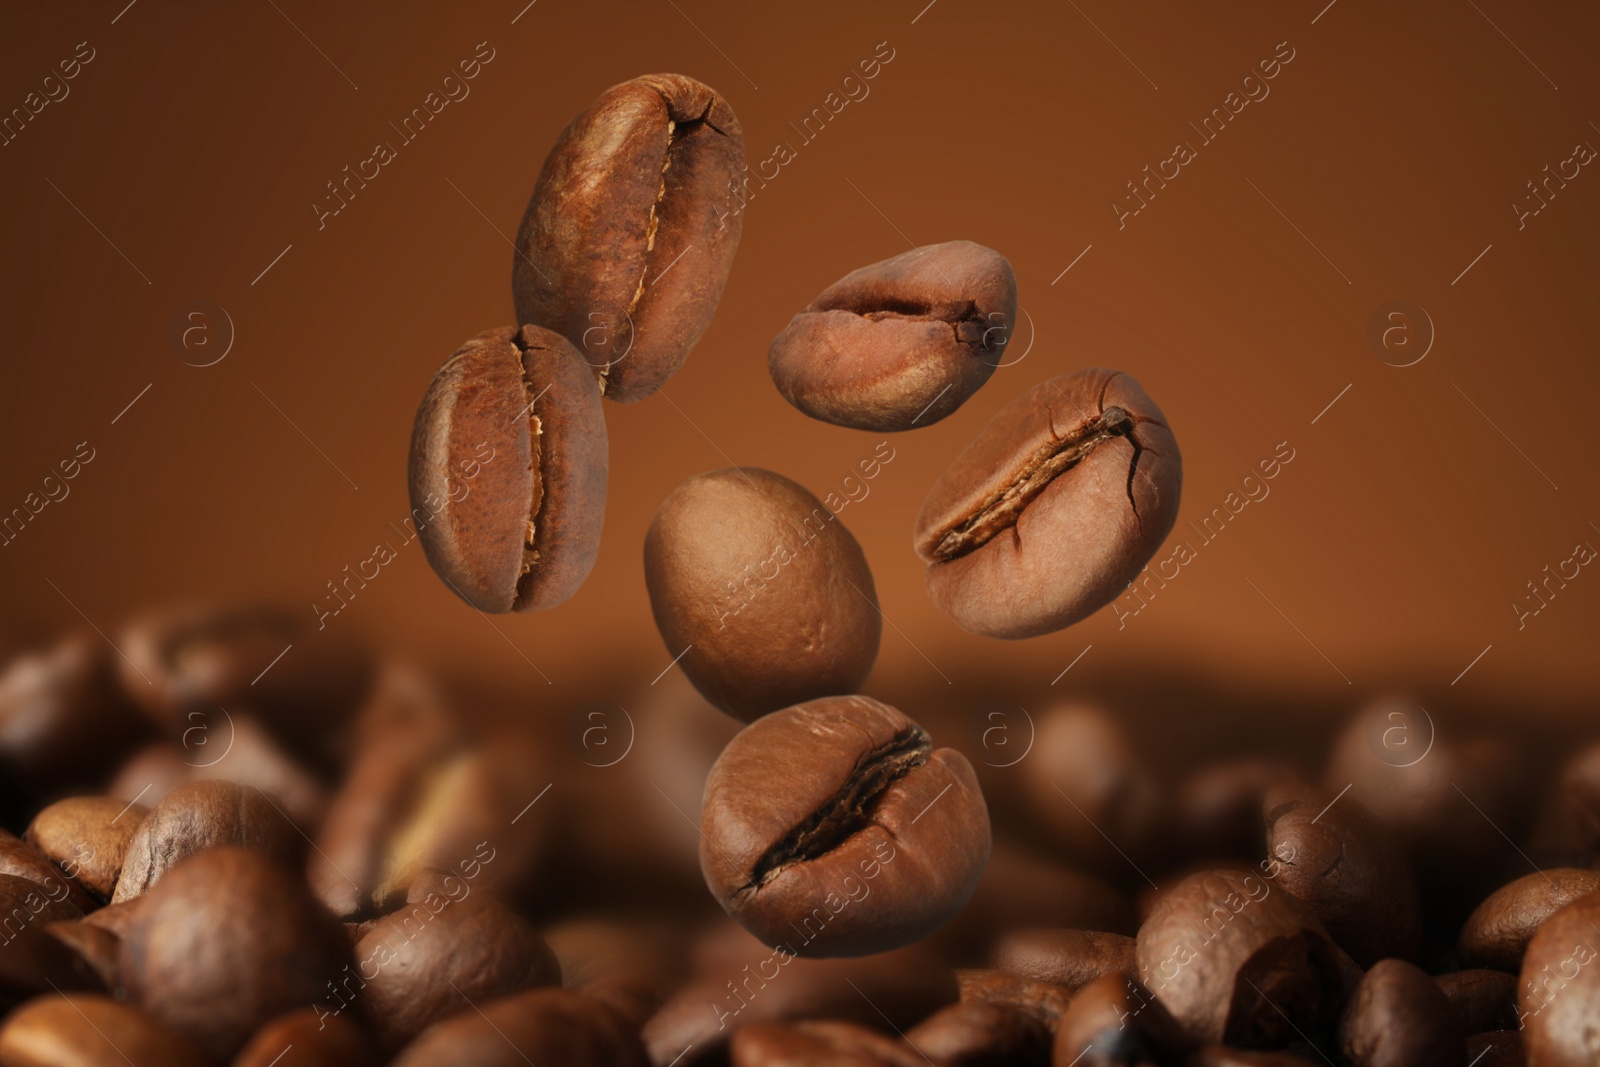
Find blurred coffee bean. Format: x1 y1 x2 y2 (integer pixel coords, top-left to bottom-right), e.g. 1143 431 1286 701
954 968 1070 1028
1517 891 1600 1066
990 928 1137 991
26 795 144 900
1434 969 1519 1033
581 972 661 1033
1338 958 1464 1067
107 744 190 809
112 779 300 903
78 898 141 938
642 945 956 1066
1019 702 1166 876
905 1000 1050 1066
0 634 150 794
1186 1048 1322 1067
390 986 646 1067
354 870 561 1053
117 603 373 767
1458 869 1600 972
350 659 456 750
700 695 990 956
1135 867 1346 1045
730 1019 925 1066
545 916 689 996
0 993 208 1067
1053 973 1189 1067
1173 760 1298 863
644 468 882 722
1464 1031 1524 1067
233 1007 376 1067
119 848 350 1061
0 870 83 930
0 926 103 1010
1263 781 1421 965
0 828 96 912
1552 741 1600 852
43 919 122 992
188 713 329 832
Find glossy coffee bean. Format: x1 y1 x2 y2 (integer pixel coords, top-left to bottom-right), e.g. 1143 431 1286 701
1434 969 1519 1033
1464 1031 1524 1067
1517 891 1600 1066
914 368 1181 638
906 1000 1050 1067
955 967 1071 1028
699 696 989 955
393 986 647 1067
0 994 208 1067
731 1020 925 1066
26 796 145 901
0 829 96 912
119 848 350 1061
767 241 1017 431
991 928 1137 992
233 1008 376 1067
1458 868 1600 973
513 73 744 403
410 325 608 612
353 871 561 1052
1338 958 1464 1067
644 469 881 721
1052 973 1188 1067
1263 782 1421 966
1134 867 1345 1045
112 779 299 903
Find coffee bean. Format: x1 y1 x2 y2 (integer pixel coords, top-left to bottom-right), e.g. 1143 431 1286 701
26 796 145 901
1174 759 1299 863
766 241 1017 431
1263 782 1422 966
581 972 662 1033
42 920 122 993
699 696 989 956
410 325 609 613
111 779 300 903
513 73 745 403
0 829 96 912
392 986 647 1067
1434 969 1519 1033
1186 1047 1323 1067
954 967 1070 1028
107 745 190 811
990 928 1137 991
905 1000 1050 1066
353 870 561 1053
1458 868 1600 973
1134 867 1346 1046
120 848 350 1060
187 712 330 832
644 469 881 721
914 368 1181 638
0 870 83 933
233 1008 376 1067
1053 973 1189 1067
1338 958 1464 1067
1516 890 1600 1066
0 926 102 1011
0 993 209 1067
1463 1031 1524 1067
730 1019 925 1066
544 916 688 997
1553 741 1600 852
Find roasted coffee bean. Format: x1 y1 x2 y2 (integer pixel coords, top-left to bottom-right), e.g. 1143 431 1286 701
641 945 956 1066
1019 702 1166 872
1134 867 1346 1045
1338 958 1464 1067
699 696 989 955
112 779 299 903
914 368 1181 638
0 926 102 1010
766 241 1017 431
581 972 662 1032
409 325 608 613
545 916 688 996
26 796 145 901
730 1020 925 1066
955 968 1070 1028
1463 1031 1524 1067
990 928 1137 991
0 829 96 912
0 993 209 1067
393 986 646 1067
187 713 329 831
905 1000 1050 1067
233 1009 376 1067
1186 1047 1322 1067
513 73 744 403
79 898 141 938
1173 760 1299 862
644 468 881 721
1553 741 1600 851
1053 973 1189 1067
1517 890 1600 1066
108 745 190 810
0 870 83 933
0 634 149 793
1434 969 1519 1033
43 920 122 993
119 848 350 1061
1263 781 1421 966
1458 868 1600 972
354 870 561 1053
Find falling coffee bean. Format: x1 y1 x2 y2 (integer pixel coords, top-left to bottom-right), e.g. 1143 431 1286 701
513 73 745 403
767 241 1018 431
915 368 1181 638
409 325 608 613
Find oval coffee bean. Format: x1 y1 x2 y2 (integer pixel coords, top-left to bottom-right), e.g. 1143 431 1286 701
0 829 97 912
1434 969 1519 1033
954 968 1069 1029
0 994 209 1067
1338 958 1464 1067
1052 973 1188 1067
43 920 122 993
26 796 145 901
393 986 646 1067
644 468 881 721
513 73 744 403
0 926 102 1011
767 241 1017 431
914 368 1181 638
1458 868 1600 973
233 1009 376 1067
990 928 1137 992
112 779 299 903
1463 1031 1524 1067
1517 891 1600 1067
905 1001 1050 1067
410 325 608 612
1187 1048 1324 1067
700 696 989 956
730 1020 925 1066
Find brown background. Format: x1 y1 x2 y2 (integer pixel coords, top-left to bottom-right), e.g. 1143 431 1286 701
3 0 1597 721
